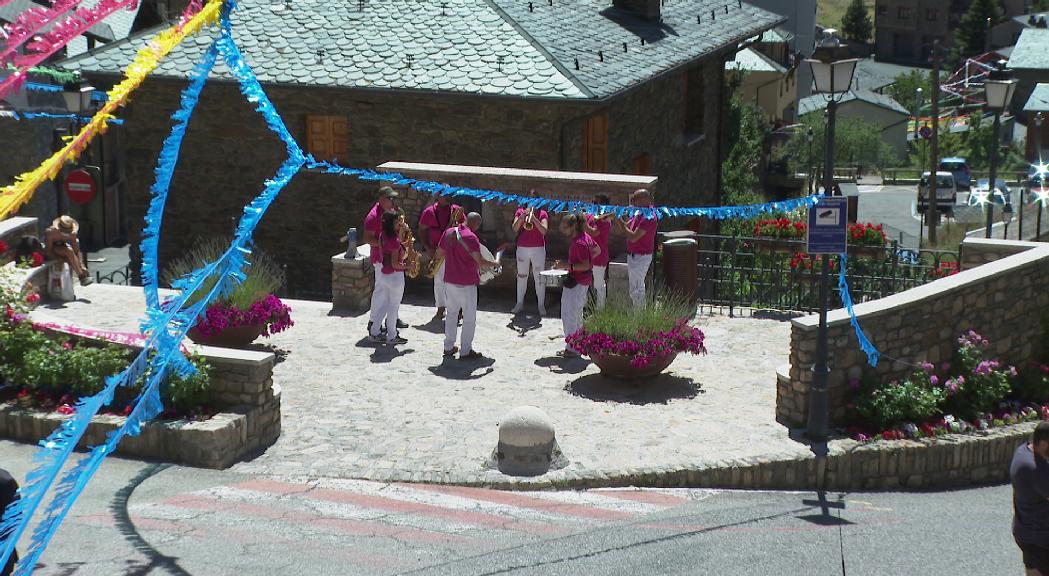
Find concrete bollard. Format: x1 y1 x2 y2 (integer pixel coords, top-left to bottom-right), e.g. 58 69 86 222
496 406 558 476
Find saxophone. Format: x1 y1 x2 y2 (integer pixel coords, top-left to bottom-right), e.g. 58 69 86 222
398 214 421 278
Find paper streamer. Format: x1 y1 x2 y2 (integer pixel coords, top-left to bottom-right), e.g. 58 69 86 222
10 64 79 84
0 0 82 67
306 159 821 220
838 252 880 367
0 0 223 220
30 321 189 354
1 110 124 125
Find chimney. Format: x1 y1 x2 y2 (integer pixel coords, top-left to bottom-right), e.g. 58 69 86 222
613 0 660 21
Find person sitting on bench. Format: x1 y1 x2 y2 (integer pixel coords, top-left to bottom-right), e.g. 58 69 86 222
44 216 92 286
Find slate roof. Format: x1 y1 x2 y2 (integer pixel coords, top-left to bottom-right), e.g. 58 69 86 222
1008 28 1049 70
1024 83 1049 112
59 0 784 100
725 47 784 74
798 88 910 116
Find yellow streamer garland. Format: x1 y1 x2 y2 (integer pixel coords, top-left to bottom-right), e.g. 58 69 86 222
0 0 223 219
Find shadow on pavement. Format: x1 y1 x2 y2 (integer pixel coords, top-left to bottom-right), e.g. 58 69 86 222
507 314 543 337
427 356 495 380
564 373 702 404
107 463 192 576
535 355 590 374
369 346 415 364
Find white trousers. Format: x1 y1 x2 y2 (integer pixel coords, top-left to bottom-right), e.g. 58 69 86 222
627 253 653 307
369 271 405 341
515 246 546 310
591 265 607 309
433 260 447 308
561 284 588 351
444 283 478 353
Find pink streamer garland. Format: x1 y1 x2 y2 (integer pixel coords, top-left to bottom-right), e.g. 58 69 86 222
0 0 83 67
31 321 191 355
0 0 138 99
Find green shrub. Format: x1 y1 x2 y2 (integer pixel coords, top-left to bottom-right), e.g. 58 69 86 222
161 357 211 414
582 288 693 341
851 373 945 431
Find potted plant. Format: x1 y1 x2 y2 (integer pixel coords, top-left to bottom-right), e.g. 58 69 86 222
750 218 806 253
847 222 888 260
161 238 294 348
565 291 707 380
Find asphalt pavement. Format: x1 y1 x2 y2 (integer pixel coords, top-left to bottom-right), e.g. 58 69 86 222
0 440 1023 576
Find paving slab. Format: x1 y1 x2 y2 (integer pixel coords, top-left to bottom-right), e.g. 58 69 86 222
31 284 822 487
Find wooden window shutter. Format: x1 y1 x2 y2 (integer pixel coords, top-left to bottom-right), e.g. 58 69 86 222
306 116 348 162
632 153 651 176
582 113 608 173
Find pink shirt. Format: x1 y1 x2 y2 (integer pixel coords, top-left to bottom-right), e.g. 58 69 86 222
586 214 612 267
380 235 403 274
514 208 548 248
626 212 658 255
439 225 481 286
363 203 383 264
418 203 462 249
569 234 597 286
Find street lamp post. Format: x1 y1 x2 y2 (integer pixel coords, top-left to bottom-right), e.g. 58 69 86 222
805 32 858 441
1037 112 1045 240
983 64 1017 239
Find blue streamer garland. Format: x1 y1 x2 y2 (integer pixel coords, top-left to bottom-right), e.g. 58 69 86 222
20 81 108 102
838 252 880 367
304 159 820 220
1 110 123 125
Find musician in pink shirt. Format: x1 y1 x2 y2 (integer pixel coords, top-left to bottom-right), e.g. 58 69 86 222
616 189 658 307
585 194 613 309
367 211 408 345
555 213 600 357
436 212 500 361
418 195 464 321
362 187 403 335
511 195 549 315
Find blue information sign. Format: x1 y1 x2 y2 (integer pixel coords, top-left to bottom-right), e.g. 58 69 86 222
807 196 848 254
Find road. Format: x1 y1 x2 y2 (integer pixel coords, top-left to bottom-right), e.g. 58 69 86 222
0 440 1022 576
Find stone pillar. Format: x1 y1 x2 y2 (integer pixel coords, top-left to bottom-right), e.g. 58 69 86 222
331 252 374 311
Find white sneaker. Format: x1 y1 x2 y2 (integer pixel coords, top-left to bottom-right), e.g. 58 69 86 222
511 303 523 314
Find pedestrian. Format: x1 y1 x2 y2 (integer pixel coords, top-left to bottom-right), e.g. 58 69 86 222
0 467 18 576
585 194 613 309
437 212 499 360
556 213 599 357
367 211 408 346
616 189 657 307
362 186 407 336
43 216 93 286
511 192 549 316
1010 421 1049 575
418 194 464 322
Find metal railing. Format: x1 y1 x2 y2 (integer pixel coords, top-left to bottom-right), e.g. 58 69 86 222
883 168 1028 186
94 265 134 286
691 234 959 315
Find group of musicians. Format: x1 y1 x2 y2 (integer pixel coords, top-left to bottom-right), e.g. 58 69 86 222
360 186 657 359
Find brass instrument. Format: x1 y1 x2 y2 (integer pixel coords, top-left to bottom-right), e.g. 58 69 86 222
522 206 535 231
397 214 421 278
423 206 464 279
593 211 616 221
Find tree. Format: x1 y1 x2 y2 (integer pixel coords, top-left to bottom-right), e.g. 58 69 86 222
841 0 873 43
952 0 1003 64
775 112 899 176
1032 0 1049 12
720 92 769 234
885 70 931 115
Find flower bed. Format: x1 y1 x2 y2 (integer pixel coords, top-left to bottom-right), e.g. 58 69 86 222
844 329 1049 442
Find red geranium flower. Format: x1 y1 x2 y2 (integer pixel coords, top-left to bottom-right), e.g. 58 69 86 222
30 252 43 267
0 240 7 253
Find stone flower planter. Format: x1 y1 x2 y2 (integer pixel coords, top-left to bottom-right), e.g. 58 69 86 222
187 323 265 349
847 244 887 260
750 238 804 254
590 351 679 380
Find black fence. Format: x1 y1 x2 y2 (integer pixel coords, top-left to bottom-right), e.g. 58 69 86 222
690 234 959 315
94 266 134 286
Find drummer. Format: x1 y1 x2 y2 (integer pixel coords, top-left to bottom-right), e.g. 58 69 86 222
436 212 500 360
363 187 405 336
418 194 464 322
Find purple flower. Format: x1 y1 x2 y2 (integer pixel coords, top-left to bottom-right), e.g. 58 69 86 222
929 375 939 386
920 362 934 372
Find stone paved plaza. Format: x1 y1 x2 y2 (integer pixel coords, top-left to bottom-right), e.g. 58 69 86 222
34 284 820 486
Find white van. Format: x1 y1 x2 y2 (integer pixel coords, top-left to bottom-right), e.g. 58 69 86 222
917 171 957 214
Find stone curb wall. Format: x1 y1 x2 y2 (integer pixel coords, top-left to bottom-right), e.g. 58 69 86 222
0 344 281 469
779 238 1049 427
347 423 1029 491
0 217 37 264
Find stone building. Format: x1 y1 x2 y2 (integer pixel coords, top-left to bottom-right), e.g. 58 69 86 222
59 0 782 297
874 0 1027 66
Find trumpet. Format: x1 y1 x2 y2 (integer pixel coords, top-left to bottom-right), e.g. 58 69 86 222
397 214 421 278
522 206 535 231
592 211 616 221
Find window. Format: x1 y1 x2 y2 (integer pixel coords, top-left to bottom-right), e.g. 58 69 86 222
876 4 887 16
305 115 347 162
898 6 910 19
684 65 705 136
582 113 608 173
632 153 651 175
926 8 938 21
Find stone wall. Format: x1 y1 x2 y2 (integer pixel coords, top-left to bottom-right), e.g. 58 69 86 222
0 341 281 469
778 238 1049 427
331 253 373 312
0 217 37 264
1 91 64 230
86 51 725 299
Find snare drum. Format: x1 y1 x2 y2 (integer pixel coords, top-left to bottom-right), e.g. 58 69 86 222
540 269 568 288
478 245 502 285
355 244 371 260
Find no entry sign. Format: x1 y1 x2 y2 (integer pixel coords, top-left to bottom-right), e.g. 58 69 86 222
64 168 96 205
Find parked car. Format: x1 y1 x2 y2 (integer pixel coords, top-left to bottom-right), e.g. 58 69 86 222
939 157 971 190
1028 162 1049 188
969 178 1011 206
917 171 957 214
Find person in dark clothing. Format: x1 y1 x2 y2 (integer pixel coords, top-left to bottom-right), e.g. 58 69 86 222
1011 422 1049 575
0 468 18 576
